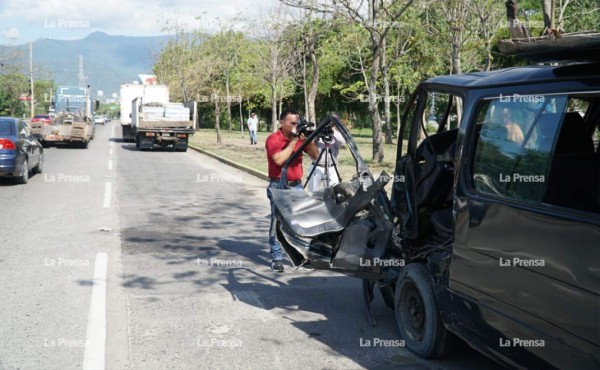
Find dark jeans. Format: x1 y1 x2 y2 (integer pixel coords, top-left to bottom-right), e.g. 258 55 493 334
267 180 303 261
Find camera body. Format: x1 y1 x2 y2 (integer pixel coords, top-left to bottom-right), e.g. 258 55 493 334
292 116 335 143
293 117 315 137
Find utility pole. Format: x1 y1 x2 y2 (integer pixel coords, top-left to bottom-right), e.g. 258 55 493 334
29 42 34 119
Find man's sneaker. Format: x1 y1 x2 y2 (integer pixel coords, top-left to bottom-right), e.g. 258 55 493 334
296 259 316 271
271 260 284 272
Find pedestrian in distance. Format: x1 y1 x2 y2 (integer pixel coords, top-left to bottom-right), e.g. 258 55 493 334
265 109 318 272
247 112 258 145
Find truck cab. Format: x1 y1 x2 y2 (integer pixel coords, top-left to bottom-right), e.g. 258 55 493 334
271 61 600 368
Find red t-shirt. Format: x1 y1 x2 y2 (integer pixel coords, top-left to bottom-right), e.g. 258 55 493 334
266 129 307 181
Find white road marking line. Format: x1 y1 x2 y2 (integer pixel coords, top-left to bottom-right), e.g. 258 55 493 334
109 148 113 156
103 182 111 208
107 160 113 171
83 252 108 370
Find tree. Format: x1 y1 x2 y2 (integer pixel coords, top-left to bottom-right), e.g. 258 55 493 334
251 3 299 132
0 73 28 116
284 0 415 162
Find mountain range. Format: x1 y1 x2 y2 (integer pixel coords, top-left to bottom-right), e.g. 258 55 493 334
5 31 173 99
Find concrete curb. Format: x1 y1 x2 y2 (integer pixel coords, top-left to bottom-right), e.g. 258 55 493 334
189 144 269 181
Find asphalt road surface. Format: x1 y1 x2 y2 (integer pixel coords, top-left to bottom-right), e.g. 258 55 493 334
0 120 501 370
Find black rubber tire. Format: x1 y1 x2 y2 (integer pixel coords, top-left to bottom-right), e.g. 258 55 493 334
33 152 44 174
15 159 29 184
394 263 452 359
135 134 141 148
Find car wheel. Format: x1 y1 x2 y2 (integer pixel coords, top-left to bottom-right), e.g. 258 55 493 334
15 159 29 184
33 152 44 174
394 263 452 359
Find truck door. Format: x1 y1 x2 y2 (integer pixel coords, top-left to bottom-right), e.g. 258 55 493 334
451 92 600 368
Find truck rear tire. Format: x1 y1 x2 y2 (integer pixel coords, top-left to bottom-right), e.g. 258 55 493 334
394 263 453 359
135 134 141 148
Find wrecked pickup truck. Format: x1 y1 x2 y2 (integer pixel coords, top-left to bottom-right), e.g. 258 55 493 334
271 61 599 369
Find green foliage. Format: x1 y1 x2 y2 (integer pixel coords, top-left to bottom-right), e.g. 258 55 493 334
153 1 599 132
0 73 28 117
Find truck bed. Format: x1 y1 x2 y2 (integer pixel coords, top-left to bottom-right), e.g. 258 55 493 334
136 120 193 129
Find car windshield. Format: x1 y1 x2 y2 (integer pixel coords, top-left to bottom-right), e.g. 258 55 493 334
0 120 15 136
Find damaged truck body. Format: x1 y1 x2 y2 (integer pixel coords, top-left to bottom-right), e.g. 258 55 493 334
270 61 599 369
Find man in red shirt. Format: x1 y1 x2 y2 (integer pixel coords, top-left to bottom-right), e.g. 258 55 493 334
266 109 318 272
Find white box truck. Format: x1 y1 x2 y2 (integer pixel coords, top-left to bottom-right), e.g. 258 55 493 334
119 84 169 141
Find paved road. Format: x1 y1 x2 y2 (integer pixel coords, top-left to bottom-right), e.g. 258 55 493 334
0 121 500 369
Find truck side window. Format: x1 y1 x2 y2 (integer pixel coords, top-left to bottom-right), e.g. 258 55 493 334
473 95 563 202
472 94 599 213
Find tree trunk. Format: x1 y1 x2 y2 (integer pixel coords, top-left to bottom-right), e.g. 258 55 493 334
368 40 384 163
271 84 277 133
226 75 232 131
239 100 244 137
484 38 493 71
381 38 393 144
278 94 283 122
302 47 309 121
214 98 222 144
542 0 553 29
396 78 402 140
307 34 319 124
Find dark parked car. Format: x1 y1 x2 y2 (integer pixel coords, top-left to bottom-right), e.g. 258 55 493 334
271 60 599 369
0 117 44 184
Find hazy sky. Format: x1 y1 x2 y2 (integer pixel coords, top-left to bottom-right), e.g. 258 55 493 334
0 0 277 44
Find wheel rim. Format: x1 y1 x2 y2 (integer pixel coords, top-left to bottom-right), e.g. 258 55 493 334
400 280 426 342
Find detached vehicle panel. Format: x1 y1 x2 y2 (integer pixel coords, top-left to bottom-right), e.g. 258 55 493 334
271 61 600 369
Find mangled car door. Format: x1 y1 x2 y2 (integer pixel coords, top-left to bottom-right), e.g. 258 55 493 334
270 117 398 279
